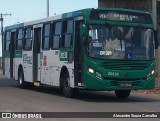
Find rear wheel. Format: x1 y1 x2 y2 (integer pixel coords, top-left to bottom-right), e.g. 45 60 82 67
62 73 78 98
18 69 34 89
115 90 131 99
18 70 27 89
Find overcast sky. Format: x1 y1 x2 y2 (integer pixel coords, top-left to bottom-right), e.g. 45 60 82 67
0 0 98 56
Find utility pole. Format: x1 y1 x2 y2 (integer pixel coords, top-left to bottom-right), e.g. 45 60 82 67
47 0 49 17
0 13 11 44
0 13 11 70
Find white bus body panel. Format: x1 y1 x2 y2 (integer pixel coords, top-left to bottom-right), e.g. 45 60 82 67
40 50 75 88
37 54 41 81
21 14 76 87
41 50 60 86
23 51 33 82
14 58 23 80
4 58 10 78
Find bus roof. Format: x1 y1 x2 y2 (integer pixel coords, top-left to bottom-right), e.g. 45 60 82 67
4 8 152 31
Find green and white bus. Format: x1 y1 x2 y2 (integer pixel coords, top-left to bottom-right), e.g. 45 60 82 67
3 8 155 98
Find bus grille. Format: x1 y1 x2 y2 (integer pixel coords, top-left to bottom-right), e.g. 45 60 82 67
100 61 150 70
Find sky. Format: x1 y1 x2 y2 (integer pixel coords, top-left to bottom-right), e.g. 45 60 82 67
0 0 98 56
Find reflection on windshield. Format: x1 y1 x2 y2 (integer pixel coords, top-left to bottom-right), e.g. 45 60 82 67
87 25 155 60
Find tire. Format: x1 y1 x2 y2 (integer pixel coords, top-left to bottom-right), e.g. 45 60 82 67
115 90 131 99
18 70 27 89
62 73 78 98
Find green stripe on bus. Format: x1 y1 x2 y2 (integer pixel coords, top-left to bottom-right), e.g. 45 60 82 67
3 51 22 58
14 51 22 58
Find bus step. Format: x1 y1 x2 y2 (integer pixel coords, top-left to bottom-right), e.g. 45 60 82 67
75 86 84 89
78 83 83 86
34 82 40 86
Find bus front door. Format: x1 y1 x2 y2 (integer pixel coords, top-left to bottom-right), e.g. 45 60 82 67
74 19 84 87
10 31 16 78
33 27 41 83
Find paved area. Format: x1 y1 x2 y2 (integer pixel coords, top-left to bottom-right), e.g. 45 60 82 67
0 70 160 121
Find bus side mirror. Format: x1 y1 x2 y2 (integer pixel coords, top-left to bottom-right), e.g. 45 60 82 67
68 51 73 63
81 24 87 36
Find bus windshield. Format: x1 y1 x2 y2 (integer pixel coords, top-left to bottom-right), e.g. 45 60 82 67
87 25 155 60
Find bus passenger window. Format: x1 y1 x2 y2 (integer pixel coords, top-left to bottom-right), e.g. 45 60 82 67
51 22 62 49
5 32 11 51
43 24 50 50
24 28 32 50
62 20 73 48
16 29 23 50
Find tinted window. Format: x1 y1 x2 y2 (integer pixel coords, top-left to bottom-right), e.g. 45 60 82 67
5 32 11 51
62 20 73 48
24 28 32 50
65 34 72 48
6 32 11 41
53 36 60 48
51 22 62 49
18 29 23 39
43 24 50 49
16 29 23 50
55 22 62 34
67 20 73 33
44 24 50 36
44 37 50 49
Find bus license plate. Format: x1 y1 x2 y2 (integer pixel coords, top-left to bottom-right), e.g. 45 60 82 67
120 83 132 87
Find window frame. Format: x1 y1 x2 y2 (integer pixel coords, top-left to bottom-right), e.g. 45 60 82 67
16 28 23 50
61 19 74 49
4 31 11 51
50 20 62 50
42 23 51 50
23 26 33 51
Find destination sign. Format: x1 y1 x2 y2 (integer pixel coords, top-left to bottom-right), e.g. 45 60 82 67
90 10 152 24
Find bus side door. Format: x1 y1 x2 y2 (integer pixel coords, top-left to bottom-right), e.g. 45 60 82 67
10 31 16 78
4 31 11 78
33 25 42 82
40 23 51 85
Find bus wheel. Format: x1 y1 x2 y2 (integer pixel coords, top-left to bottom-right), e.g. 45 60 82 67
115 90 131 99
18 71 27 89
62 73 78 98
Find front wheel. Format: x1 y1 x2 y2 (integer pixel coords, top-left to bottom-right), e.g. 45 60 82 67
115 90 131 99
62 73 78 98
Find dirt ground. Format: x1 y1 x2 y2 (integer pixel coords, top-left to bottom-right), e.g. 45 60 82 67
133 88 160 94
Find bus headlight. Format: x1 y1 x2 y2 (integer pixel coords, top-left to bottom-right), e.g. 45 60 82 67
151 70 155 75
147 70 155 78
88 68 94 74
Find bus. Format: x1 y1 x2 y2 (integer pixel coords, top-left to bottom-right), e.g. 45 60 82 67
3 8 155 99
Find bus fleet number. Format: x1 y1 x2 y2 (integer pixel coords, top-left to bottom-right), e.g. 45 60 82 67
108 72 119 77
